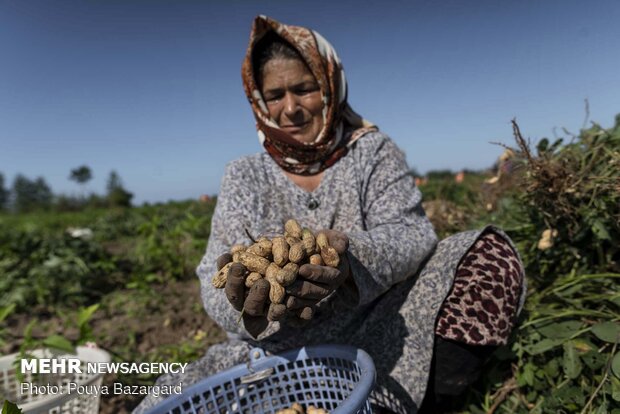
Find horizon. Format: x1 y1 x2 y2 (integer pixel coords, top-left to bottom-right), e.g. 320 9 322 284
2 1 619 204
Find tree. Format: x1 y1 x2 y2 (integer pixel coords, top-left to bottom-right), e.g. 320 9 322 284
106 170 133 207
69 165 92 185
0 173 8 210
12 174 53 212
69 165 92 199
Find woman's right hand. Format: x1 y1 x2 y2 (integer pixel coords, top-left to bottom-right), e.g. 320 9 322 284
220 261 270 337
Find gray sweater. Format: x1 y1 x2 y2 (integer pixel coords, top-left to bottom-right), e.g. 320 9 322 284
196 131 438 340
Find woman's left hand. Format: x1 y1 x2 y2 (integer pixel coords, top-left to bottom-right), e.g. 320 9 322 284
284 230 351 317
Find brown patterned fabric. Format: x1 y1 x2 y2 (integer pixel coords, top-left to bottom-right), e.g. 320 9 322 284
435 231 524 346
241 15 377 175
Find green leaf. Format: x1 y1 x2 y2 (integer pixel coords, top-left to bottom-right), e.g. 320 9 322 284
612 352 620 379
594 402 608 414
524 338 565 355
612 376 620 402
2 400 23 414
0 304 16 322
520 362 536 387
582 350 607 371
77 304 99 328
537 321 583 339
591 322 620 343
42 335 74 354
537 138 550 154
543 358 560 378
563 341 582 379
591 220 611 241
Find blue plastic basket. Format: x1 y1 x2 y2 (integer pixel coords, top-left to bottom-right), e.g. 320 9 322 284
145 345 376 414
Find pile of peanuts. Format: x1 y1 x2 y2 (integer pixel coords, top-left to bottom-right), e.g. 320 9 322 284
211 219 340 321
275 403 329 414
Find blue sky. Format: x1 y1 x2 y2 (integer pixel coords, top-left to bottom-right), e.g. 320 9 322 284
1 0 619 204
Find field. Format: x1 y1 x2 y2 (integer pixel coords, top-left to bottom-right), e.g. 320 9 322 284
1 119 619 413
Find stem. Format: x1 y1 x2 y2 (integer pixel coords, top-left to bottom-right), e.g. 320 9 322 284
580 341 617 414
521 310 615 328
236 307 245 326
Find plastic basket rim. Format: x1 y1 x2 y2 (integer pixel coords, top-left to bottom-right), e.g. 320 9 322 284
145 344 376 414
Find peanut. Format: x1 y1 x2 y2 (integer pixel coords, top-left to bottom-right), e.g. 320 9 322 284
315 232 329 251
230 244 247 254
265 262 281 282
309 253 324 266
239 252 270 274
302 228 316 255
247 242 271 258
285 235 302 247
269 280 286 304
245 272 262 288
284 219 303 239
320 246 340 268
272 237 289 267
276 262 299 286
232 251 243 263
211 262 232 288
288 242 305 264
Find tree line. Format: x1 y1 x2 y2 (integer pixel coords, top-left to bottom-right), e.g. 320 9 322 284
0 165 133 213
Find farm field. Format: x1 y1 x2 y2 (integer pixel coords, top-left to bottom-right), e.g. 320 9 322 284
1 119 619 413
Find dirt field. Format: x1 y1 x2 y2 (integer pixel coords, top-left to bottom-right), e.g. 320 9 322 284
5 279 226 414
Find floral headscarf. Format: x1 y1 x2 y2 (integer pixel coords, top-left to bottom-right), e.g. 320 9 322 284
241 15 377 175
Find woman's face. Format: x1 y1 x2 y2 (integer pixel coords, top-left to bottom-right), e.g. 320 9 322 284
260 58 324 144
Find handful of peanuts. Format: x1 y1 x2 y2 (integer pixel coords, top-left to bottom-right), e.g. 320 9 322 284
211 219 342 322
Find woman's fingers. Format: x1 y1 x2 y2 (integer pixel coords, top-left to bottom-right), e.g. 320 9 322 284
225 262 246 311
216 253 233 271
321 230 349 254
298 264 341 285
285 279 330 299
244 278 270 316
286 295 317 310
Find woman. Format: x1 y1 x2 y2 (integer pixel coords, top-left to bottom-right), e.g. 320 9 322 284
134 15 525 414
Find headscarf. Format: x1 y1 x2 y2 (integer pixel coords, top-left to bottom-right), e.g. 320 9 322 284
241 15 377 175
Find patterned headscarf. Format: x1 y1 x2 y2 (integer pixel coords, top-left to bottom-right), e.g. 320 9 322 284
242 15 377 175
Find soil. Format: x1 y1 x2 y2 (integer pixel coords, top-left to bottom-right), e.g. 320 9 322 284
4 279 226 414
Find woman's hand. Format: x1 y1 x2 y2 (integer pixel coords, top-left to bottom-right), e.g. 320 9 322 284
285 230 351 317
221 261 270 337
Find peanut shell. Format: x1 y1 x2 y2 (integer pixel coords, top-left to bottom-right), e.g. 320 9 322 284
246 242 271 258
284 219 303 239
272 237 289 267
321 246 340 268
302 228 316 255
230 244 247 254
276 262 299 287
288 242 305 264
269 281 286 304
238 252 270 274
211 262 232 289
285 235 301 247
316 232 329 250
309 254 324 266
245 272 262 288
